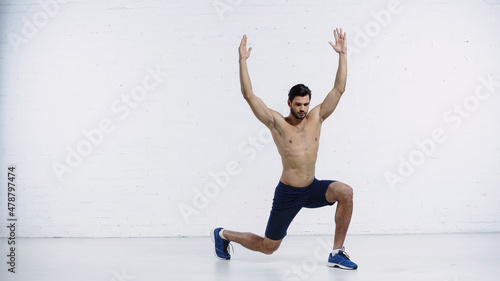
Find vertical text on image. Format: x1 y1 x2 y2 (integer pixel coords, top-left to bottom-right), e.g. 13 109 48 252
6 166 18 274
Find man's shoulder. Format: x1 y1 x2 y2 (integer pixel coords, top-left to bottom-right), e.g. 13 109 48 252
269 110 287 125
308 104 322 116
269 109 285 118
306 106 322 122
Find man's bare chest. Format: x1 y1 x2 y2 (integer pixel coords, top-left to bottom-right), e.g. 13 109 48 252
281 125 320 147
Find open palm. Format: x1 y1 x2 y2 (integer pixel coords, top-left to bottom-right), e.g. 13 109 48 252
329 28 347 54
239 35 252 60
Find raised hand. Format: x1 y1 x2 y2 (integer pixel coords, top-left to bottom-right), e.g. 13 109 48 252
329 28 347 54
239 35 252 61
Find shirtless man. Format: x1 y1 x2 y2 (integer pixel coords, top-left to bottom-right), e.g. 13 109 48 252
211 28 357 270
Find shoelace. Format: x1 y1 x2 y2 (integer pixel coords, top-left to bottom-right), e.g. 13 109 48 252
339 247 351 260
223 240 234 255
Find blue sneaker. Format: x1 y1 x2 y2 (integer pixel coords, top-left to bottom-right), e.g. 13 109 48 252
327 247 358 270
211 228 232 260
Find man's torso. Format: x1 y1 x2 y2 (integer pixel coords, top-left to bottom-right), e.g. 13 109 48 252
269 107 322 187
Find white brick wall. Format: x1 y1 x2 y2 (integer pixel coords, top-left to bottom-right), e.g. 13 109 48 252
0 0 499 238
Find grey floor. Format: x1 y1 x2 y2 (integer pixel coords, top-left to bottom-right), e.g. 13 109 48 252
1 233 499 281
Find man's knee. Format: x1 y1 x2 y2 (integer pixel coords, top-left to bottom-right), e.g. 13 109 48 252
329 182 353 203
342 184 354 201
262 243 280 255
262 239 281 255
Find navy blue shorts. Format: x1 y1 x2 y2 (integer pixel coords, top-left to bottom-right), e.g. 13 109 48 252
264 178 336 241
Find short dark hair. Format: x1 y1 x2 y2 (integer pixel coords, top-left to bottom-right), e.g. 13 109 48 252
288 84 311 102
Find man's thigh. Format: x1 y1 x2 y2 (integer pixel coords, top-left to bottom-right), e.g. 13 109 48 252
304 179 336 208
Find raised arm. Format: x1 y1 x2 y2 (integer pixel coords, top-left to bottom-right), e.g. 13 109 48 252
239 35 276 127
319 28 347 122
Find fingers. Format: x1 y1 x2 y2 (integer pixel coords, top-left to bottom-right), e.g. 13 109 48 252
240 34 249 54
239 35 251 58
239 36 244 48
334 28 346 39
331 28 347 51
339 28 346 41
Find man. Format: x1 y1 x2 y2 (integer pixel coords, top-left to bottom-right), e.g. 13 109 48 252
211 28 357 270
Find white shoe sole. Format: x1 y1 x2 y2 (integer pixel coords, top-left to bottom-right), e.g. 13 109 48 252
327 262 357 270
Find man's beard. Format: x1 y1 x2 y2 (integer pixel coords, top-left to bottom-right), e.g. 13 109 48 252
291 108 307 119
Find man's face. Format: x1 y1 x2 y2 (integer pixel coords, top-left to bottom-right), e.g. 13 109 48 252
288 96 310 119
